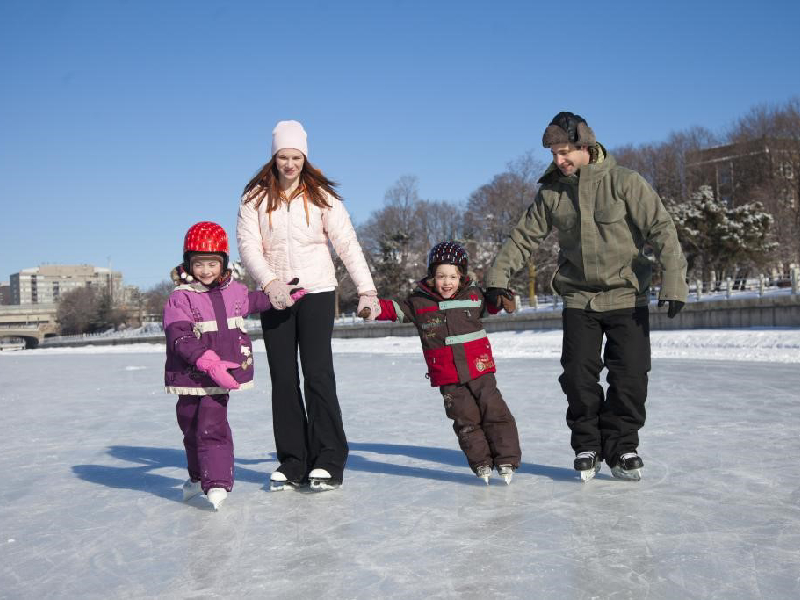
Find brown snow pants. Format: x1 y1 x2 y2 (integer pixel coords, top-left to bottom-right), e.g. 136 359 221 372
440 373 521 472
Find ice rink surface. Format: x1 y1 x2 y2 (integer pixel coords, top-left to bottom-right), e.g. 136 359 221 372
2 330 800 599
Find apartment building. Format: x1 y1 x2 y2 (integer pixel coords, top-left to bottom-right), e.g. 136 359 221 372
10 264 123 305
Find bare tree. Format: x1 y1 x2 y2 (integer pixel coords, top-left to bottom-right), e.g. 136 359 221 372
56 286 126 335
614 127 719 202
144 280 174 318
416 199 464 253
724 97 800 264
464 151 552 293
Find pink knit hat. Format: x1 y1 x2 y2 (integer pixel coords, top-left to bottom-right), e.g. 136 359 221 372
271 120 308 157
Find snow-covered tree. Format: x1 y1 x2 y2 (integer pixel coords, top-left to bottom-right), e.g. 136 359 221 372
668 185 777 282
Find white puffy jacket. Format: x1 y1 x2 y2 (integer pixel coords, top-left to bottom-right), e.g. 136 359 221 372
236 191 376 295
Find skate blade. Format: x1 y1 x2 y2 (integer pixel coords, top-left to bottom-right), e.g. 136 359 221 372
271 480 308 491
579 465 601 482
183 488 203 501
610 466 641 481
309 479 340 491
500 473 513 485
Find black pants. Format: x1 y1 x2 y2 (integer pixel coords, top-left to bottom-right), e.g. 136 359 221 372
559 307 651 467
260 291 348 482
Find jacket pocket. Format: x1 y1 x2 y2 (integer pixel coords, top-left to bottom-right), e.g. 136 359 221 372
594 200 626 223
463 337 496 380
423 346 458 387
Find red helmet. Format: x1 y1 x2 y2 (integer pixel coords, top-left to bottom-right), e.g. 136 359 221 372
184 221 229 254
183 221 229 270
428 241 468 275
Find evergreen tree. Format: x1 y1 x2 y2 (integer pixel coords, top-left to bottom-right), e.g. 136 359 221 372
669 185 777 282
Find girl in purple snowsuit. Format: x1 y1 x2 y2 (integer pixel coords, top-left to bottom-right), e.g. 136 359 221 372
163 221 302 510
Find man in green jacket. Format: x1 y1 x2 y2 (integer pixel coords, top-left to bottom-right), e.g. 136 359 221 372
485 112 688 482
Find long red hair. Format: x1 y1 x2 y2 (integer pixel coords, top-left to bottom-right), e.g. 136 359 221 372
241 156 342 212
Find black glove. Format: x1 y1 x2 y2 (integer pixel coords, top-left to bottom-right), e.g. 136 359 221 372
485 287 516 313
658 299 684 319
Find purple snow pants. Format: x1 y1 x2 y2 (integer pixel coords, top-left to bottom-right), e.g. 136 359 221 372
176 394 234 493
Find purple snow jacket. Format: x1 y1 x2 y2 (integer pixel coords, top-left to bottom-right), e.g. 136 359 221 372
163 267 270 395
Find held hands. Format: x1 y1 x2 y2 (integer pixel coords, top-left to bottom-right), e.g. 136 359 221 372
356 291 380 320
265 278 306 310
195 350 240 390
485 287 517 313
658 299 685 319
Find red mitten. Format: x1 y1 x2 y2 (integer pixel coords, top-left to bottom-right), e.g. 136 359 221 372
195 350 241 390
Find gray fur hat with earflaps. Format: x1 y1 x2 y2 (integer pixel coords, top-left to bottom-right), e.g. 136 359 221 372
542 111 596 148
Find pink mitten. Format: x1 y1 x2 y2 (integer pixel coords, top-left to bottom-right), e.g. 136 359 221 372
357 292 381 321
195 350 241 390
265 277 306 310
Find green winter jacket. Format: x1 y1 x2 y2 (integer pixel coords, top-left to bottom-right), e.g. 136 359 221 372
486 147 689 311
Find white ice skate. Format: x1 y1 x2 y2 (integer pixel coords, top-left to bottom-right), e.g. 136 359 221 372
270 471 288 492
182 479 202 501
207 487 227 510
497 465 515 485
610 452 643 481
308 468 341 491
476 465 492 485
574 451 601 482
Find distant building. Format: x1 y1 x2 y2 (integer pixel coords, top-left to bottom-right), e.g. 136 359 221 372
120 285 141 308
10 265 123 305
0 282 10 305
685 137 798 207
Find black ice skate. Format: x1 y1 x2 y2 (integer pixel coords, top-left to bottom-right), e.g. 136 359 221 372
610 452 644 481
574 451 601 482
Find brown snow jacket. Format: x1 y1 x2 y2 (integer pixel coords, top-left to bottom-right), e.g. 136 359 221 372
375 279 500 387
486 146 689 311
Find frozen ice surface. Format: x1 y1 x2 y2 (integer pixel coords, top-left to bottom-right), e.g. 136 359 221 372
1 330 800 599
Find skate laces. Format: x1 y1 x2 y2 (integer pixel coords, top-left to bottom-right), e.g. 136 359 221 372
576 451 596 459
620 452 638 460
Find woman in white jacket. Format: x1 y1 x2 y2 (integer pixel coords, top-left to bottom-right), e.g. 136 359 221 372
237 120 380 491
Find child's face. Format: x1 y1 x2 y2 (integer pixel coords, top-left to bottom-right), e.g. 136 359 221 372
434 264 460 299
190 256 222 286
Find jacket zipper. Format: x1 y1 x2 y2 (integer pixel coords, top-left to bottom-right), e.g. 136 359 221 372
285 199 294 278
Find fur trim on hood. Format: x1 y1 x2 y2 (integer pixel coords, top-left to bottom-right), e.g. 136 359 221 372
170 264 234 290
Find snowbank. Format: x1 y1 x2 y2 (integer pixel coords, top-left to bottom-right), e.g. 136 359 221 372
5 329 800 363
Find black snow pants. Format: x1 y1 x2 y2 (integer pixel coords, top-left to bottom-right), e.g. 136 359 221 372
260 291 348 483
559 307 651 468
440 373 522 472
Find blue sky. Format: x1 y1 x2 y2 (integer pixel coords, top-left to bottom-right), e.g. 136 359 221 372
2 0 799 289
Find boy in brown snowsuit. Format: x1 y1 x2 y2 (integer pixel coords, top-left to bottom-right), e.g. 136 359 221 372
361 241 521 484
